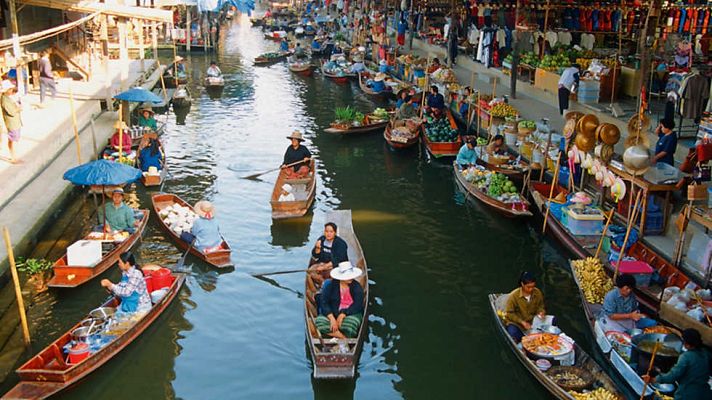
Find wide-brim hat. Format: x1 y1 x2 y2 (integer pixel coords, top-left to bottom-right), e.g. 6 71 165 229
575 133 595 152
286 130 304 141
0 80 15 93
565 111 585 122
576 114 599 139
330 261 363 281
174 56 184 62
563 119 577 139
597 123 621 146
624 132 651 148
281 183 293 192
114 121 128 130
140 105 154 114
112 187 125 194
194 200 215 218
374 72 386 82
627 113 650 135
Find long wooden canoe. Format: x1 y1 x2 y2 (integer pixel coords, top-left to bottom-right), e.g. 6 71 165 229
270 160 317 219
357 72 394 100
320 60 355 83
453 162 532 217
422 110 462 158
136 133 166 187
324 117 389 134
383 122 419 149
254 52 289 65
288 62 314 76
151 193 233 268
4 271 185 399
304 210 368 379
204 75 225 87
47 210 149 288
489 293 625 400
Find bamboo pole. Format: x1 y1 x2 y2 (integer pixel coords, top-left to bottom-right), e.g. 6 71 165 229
69 85 82 164
595 209 615 259
614 188 643 279
476 91 481 135
538 128 553 181
640 341 661 400
157 60 168 103
542 159 561 234
3 227 31 347
419 56 431 119
118 103 123 160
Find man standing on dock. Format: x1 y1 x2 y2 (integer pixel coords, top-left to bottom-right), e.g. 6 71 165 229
37 50 57 107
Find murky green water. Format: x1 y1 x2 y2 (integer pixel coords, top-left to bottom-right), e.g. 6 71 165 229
0 16 608 400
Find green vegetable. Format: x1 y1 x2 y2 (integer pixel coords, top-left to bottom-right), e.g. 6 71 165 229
16 257 53 275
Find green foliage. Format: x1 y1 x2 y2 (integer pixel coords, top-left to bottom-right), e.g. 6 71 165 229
335 106 356 122
16 258 53 275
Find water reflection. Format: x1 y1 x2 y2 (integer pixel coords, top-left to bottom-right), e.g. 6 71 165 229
270 216 312 249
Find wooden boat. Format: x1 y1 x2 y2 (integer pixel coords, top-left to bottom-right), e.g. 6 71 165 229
204 75 225 87
250 17 265 26
453 162 533 217
288 61 314 76
254 51 289 65
4 271 185 399
474 147 528 182
263 31 287 42
269 160 317 219
320 60 354 83
324 115 389 134
47 210 149 288
422 111 462 158
136 133 166 187
357 72 394 100
383 121 420 149
162 65 187 88
151 193 233 268
304 210 368 379
489 293 625 400
172 85 191 109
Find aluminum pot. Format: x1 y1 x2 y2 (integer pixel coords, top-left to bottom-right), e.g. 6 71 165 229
89 306 116 321
622 145 651 175
631 333 683 360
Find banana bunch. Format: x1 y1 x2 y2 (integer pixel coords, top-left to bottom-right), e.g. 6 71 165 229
568 388 617 400
571 257 613 304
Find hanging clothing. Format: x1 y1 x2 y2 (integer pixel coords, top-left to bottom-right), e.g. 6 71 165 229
558 31 572 46
545 31 557 47
496 29 506 49
680 73 710 120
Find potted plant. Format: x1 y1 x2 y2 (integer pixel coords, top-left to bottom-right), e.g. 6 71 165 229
16 257 53 293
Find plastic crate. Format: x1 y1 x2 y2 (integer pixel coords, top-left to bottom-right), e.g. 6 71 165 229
617 194 664 235
561 207 605 236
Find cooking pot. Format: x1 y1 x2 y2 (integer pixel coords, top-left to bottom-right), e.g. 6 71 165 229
631 333 683 359
71 324 103 342
622 145 651 175
89 306 116 321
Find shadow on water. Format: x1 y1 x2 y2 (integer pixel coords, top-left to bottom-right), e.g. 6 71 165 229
270 215 313 249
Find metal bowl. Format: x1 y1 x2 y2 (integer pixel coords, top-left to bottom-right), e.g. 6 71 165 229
71 325 102 342
89 307 116 321
652 383 676 394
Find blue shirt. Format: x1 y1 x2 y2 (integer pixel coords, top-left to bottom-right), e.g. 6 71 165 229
427 93 445 110
370 80 386 92
456 144 477 166
280 41 289 52
601 288 638 318
655 132 677 166
398 21 407 35
379 64 389 73
311 40 321 50
191 217 222 251
139 147 163 172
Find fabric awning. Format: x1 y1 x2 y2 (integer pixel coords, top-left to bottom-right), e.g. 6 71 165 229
19 0 173 22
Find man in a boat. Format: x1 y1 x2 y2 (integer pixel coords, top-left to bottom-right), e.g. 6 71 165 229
315 262 364 339
456 138 478 169
486 134 507 156
100 252 151 313
137 105 158 131
504 272 548 343
396 94 418 120
188 200 223 253
206 61 222 77
425 85 446 117
599 274 654 331
173 56 186 78
308 222 348 284
281 130 312 179
99 188 140 234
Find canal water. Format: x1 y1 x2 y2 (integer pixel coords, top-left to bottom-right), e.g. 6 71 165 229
1 16 600 400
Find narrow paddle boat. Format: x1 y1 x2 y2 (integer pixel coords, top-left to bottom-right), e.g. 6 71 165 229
270 159 317 219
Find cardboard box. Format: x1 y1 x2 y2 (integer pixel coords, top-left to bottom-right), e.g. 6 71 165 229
67 240 102 267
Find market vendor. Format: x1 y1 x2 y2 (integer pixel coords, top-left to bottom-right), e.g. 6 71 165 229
206 61 222 77
138 137 164 172
599 274 652 331
456 138 478 169
350 60 366 74
504 272 547 343
308 222 349 284
294 43 306 58
173 56 186 77
486 134 507 155
315 262 364 339
378 59 389 74
311 37 322 51
459 87 472 117
396 95 419 120
426 85 446 115
395 89 410 109
653 118 677 167
368 73 387 93
137 106 157 131
557 63 580 115
98 188 140 234
281 130 312 178
100 252 151 313
189 200 223 253
109 121 132 154
280 37 290 52
644 328 712 400
427 58 442 74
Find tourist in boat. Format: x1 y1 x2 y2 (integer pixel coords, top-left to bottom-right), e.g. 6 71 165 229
644 328 712 399
138 137 164 172
206 61 222 77
315 261 364 339
281 130 312 179
396 95 419 120
109 121 132 155
599 274 652 331
137 106 157 131
308 222 349 284
278 183 295 202
99 188 139 234
427 57 442 74
652 118 677 167
368 73 386 93
188 200 223 253
280 37 290 52
486 134 507 155
426 85 446 116
100 252 151 313
456 139 478 169
504 272 547 343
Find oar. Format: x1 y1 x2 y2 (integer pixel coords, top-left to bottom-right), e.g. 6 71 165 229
640 341 661 400
240 159 306 180
253 268 308 277
175 238 196 272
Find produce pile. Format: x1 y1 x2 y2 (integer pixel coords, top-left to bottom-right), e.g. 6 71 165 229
571 258 613 304
159 204 197 236
371 107 389 121
539 53 571 71
504 51 539 68
390 126 418 142
575 58 616 70
431 67 458 83
489 103 518 118
425 117 458 142
322 59 352 76
663 286 712 325
257 52 285 60
334 106 365 127
476 137 488 146
568 388 618 400
463 169 522 203
518 120 536 130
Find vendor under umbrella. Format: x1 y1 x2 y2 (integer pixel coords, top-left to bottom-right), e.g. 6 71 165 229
100 252 151 313
99 188 140 234
108 121 132 155
137 106 157 131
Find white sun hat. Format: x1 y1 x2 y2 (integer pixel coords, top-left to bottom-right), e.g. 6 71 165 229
281 183 293 192
330 261 363 281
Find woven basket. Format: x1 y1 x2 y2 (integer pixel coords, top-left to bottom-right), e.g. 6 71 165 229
546 366 594 391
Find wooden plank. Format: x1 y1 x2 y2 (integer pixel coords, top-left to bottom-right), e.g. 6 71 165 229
18 0 172 22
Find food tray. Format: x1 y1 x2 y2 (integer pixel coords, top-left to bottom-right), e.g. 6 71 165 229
521 333 574 358
546 366 594 391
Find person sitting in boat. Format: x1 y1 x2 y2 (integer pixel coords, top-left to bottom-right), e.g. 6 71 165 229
504 272 548 343
308 222 349 284
395 89 410 109
188 200 223 253
368 73 387 93
332 42 344 56
101 252 152 313
350 60 366 74
264 8 272 18
426 85 446 117
456 138 478 169
427 57 442 74
315 262 364 339
396 96 419 120
486 134 507 156
459 86 472 117
138 106 157 131
281 130 312 179
278 183 296 202
206 61 222 77
378 59 390 74
599 274 654 331
644 328 712 400
138 137 164 172
311 38 322 52
99 188 139 234
108 121 132 155
173 56 186 78
280 37 290 53
294 43 307 59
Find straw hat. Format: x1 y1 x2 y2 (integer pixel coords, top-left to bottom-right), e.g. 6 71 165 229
563 119 577 139
624 131 651 148
140 105 154 115
575 133 595 152
596 123 621 146
576 114 599 139
174 56 184 62
374 72 386 82
194 200 215 218
281 183 293 192
565 111 585 122
286 130 305 141
0 80 15 93
595 143 615 164
114 121 128 130
330 261 363 281
627 113 650 135
112 187 125 194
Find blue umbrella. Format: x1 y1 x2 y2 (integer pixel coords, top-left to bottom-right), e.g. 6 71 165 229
63 159 142 186
114 87 163 103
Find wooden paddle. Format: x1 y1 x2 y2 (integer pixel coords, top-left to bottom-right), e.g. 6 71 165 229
175 238 196 272
640 341 661 400
241 159 307 180
252 268 308 277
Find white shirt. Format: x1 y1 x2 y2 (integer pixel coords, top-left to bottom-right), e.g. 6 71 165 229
558 67 579 89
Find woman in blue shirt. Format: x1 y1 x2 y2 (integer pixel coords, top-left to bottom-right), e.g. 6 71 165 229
308 222 349 284
189 201 223 252
138 138 164 172
456 139 478 168
279 38 290 52
653 118 677 166
369 73 386 93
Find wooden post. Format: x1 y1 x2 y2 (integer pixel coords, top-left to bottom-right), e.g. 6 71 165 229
595 209 615 259
138 19 145 71
69 85 82 164
152 22 159 61
8 0 25 97
186 6 192 53
542 160 561 234
90 118 98 158
419 56 431 119
538 128 553 181
3 227 31 347
118 103 124 160
157 60 168 102
117 18 129 91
